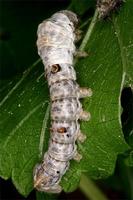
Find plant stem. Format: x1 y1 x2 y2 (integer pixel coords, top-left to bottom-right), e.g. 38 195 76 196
79 17 92 29
79 174 108 200
79 9 98 51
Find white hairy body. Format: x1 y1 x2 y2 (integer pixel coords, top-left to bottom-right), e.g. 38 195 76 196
33 10 92 193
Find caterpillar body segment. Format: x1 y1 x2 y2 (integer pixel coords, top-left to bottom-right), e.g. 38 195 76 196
33 10 92 193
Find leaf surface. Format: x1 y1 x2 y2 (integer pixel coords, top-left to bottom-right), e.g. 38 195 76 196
0 0 132 196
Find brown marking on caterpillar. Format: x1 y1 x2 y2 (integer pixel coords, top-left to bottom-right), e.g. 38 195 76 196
51 64 61 74
57 127 67 133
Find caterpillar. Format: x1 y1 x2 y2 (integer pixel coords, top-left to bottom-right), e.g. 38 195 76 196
33 10 92 193
97 0 123 19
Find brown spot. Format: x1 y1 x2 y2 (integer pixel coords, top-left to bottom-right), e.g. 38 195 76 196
51 64 61 73
57 127 67 133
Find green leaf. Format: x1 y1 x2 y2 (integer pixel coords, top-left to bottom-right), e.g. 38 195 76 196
0 59 50 195
0 0 132 197
61 0 132 192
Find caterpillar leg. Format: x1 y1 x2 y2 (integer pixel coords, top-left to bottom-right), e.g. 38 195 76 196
79 87 93 98
73 151 82 162
75 29 83 42
79 110 91 121
77 131 86 143
74 50 88 58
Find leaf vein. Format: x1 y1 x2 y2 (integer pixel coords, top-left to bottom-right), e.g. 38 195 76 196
3 102 44 148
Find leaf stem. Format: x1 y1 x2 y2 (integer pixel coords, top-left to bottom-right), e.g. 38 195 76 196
79 17 92 29
39 104 50 159
79 9 98 51
79 174 108 200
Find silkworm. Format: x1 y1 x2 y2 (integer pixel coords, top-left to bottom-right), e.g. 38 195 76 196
33 10 92 193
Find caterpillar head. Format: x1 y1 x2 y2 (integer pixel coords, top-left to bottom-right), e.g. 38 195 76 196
59 10 79 27
51 10 79 29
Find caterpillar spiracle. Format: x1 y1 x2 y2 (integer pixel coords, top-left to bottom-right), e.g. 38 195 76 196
33 10 92 193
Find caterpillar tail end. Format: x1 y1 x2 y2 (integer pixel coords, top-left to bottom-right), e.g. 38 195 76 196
33 163 62 194
43 185 62 194
34 178 62 193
